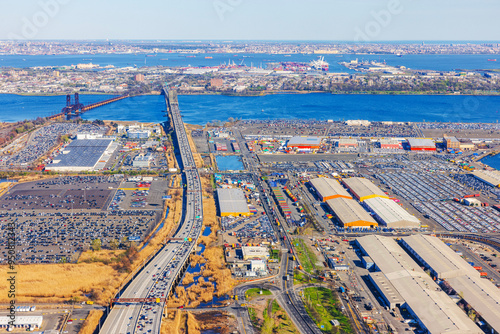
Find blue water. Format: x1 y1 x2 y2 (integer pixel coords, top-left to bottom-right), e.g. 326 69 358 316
1 93 500 124
216 156 245 171
202 226 212 237
1 53 499 72
480 154 500 170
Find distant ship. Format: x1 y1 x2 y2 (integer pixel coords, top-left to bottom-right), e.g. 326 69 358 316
309 56 329 71
488 59 497 62
205 56 213 59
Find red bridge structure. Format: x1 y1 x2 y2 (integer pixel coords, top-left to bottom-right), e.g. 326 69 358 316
48 93 129 120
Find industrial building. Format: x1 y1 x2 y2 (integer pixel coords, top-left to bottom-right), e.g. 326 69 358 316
364 197 420 228
133 153 153 168
128 129 151 139
45 139 115 172
241 246 269 260
217 188 251 217
309 177 352 202
401 235 500 334
444 135 460 149
326 197 378 227
368 272 404 309
342 177 389 202
286 136 322 150
356 235 481 334
337 138 358 148
378 139 402 149
407 138 436 151
471 170 500 187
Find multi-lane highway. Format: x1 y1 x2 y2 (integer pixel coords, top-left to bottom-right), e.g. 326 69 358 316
100 86 203 334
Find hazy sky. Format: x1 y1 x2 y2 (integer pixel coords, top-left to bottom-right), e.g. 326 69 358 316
1 0 499 41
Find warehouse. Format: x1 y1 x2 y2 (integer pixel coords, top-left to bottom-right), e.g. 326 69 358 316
356 235 481 334
342 177 389 202
471 170 500 187
309 177 352 202
407 138 436 151
45 139 114 172
377 138 402 149
337 138 358 148
326 197 378 228
286 136 322 149
241 246 269 260
217 188 251 217
401 235 500 334
368 272 404 309
364 197 420 228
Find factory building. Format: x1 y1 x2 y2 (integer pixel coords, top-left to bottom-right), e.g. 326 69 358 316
377 139 402 149
471 170 500 187
326 197 378 228
46 139 115 172
342 177 389 202
337 138 358 148
287 136 322 150
368 272 404 309
127 129 151 139
241 246 269 260
217 188 251 217
401 235 500 334
443 135 460 149
133 153 153 168
309 177 352 202
356 235 481 334
407 138 436 151
363 197 420 228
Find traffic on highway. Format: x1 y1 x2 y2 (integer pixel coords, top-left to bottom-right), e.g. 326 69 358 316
100 87 203 334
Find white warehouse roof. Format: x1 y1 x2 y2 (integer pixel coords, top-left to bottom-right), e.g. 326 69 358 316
217 188 250 216
310 177 352 201
401 235 500 333
364 197 420 228
356 235 481 334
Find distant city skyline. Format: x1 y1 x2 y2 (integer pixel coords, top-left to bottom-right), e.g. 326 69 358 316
0 0 499 41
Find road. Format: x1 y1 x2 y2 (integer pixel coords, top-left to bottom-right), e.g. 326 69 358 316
100 87 203 334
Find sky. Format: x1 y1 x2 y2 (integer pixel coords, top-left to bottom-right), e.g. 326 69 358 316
0 0 499 41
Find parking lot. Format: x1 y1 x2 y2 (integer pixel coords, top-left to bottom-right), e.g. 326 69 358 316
0 176 166 264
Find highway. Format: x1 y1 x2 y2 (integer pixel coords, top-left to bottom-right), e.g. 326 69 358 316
100 86 203 334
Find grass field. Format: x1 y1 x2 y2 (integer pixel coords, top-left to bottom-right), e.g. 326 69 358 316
294 239 318 274
302 287 352 333
245 288 272 300
251 299 300 334
293 270 321 285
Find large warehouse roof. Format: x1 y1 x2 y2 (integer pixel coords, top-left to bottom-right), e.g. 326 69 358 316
401 235 500 333
46 139 113 171
326 197 377 227
407 138 435 148
401 235 478 279
310 177 352 201
217 188 250 216
471 170 500 187
342 177 388 202
357 235 481 334
287 136 322 148
364 197 420 228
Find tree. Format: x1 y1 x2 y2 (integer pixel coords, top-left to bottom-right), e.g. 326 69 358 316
109 239 119 250
91 239 102 251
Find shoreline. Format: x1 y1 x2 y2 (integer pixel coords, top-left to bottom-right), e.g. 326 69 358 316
3 90 500 98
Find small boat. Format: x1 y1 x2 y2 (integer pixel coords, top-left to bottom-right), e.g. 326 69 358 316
488 59 497 62
205 56 213 59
